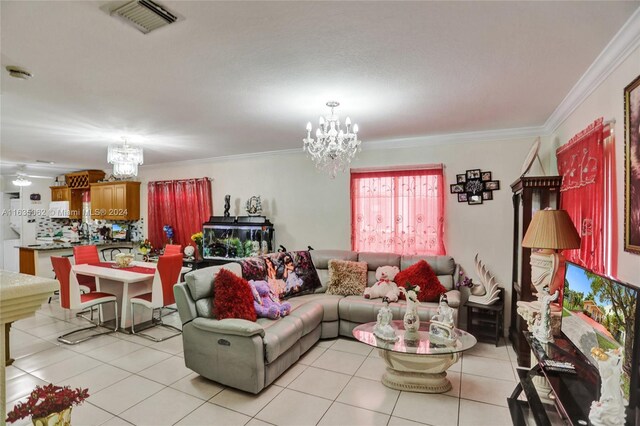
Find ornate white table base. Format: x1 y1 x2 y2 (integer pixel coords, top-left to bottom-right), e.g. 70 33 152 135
1 271 58 422
379 349 460 393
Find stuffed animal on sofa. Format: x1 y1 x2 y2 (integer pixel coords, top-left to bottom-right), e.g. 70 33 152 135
364 266 400 302
249 280 292 319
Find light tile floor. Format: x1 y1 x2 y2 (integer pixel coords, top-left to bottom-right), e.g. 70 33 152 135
6 302 521 426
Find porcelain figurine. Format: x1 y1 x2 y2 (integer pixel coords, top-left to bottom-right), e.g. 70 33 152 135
589 347 626 426
531 290 558 343
373 299 398 341
429 294 457 345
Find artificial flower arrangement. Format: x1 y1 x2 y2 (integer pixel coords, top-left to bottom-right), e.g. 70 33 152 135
190 232 203 245
163 225 174 244
139 239 152 253
456 270 473 290
6 384 89 424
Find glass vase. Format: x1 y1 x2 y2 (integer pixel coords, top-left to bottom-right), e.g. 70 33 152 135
403 302 420 341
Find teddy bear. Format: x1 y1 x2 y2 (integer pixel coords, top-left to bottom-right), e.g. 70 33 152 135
249 280 292 319
364 266 400 302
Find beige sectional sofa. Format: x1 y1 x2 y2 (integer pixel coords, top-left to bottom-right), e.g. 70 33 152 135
174 250 462 394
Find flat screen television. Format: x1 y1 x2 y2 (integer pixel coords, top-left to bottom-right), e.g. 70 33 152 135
561 261 639 409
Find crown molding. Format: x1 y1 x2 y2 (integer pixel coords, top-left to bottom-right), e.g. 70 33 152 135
364 125 544 151
544 7 640 134
140 147 303 171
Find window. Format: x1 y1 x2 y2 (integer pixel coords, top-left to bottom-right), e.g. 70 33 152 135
350 166 445 255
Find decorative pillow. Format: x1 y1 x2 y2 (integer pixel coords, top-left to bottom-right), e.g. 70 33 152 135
326 259 368 296
241 251 321 299
395 260 447 303
213 268 257 321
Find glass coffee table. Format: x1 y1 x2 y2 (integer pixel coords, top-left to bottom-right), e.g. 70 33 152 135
353 320 476 393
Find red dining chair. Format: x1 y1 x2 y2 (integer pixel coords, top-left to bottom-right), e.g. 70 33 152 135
130 254 183 341
164 244 182 256
51 256 119 344
73 245 99 292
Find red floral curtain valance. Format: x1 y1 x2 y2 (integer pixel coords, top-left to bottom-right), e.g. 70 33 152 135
350 166 445 256
148 177 212 250
556 117 614 274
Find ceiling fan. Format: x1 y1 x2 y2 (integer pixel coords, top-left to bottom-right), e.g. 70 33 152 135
7 165 55 187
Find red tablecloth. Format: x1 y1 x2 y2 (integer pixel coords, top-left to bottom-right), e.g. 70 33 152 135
88 262 156 275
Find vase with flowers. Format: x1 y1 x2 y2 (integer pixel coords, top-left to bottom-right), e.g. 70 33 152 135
163 225 174 245
139 239 152 261
6 384 89 426
399 283 421 342
191 232 204 260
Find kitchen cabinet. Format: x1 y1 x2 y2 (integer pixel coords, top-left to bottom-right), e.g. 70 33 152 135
49 186 83 219
50 186 70 202
90 181 140 220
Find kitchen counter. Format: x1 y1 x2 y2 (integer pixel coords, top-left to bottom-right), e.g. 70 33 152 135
18 241 136 278
18 241 135 251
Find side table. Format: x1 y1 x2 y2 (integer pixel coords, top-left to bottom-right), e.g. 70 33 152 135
466 288 504 346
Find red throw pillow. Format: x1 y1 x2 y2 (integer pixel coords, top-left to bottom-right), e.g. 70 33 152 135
213 268 257 321
395 260 447 303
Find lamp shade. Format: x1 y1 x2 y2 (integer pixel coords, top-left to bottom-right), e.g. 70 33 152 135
522 209 581 250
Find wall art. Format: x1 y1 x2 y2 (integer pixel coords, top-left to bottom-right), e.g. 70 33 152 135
624 74 640 254
450 169 499 205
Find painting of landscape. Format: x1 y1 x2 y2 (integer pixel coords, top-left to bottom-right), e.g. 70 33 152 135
561 262 637 399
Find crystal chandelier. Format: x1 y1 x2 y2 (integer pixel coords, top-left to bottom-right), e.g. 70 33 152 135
107 138 144 178
303 101 361 178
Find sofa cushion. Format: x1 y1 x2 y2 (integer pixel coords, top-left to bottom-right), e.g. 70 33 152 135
326 260 368 296
186 263 242 301
401 256 456 290
288 302 323 336
357 252 401 287
310 250 359 292
288 294 344 322
259 316 304 363
213 269 257 321
395 260 447 303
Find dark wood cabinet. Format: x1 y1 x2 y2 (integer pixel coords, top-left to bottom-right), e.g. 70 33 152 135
509 176 562 367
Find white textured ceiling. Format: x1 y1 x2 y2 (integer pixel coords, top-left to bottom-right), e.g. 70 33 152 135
1 1 638 173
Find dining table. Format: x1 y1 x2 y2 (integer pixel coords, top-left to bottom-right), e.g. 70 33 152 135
72 260 191 330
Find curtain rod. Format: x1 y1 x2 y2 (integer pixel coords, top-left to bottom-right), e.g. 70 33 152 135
351 164 443 174
557 117 615 155
149 177 212 184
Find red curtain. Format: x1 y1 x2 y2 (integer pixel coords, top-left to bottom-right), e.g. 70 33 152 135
351 166 445 255
148 178 212 250
556 118 613 274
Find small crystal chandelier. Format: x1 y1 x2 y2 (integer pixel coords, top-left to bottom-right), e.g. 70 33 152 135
107 138 144 178
303 101 361 178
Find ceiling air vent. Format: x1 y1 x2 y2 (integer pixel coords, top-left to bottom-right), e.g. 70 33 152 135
111 0 178 34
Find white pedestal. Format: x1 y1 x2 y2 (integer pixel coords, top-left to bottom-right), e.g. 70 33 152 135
0 271 58 420
379 349 460 393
